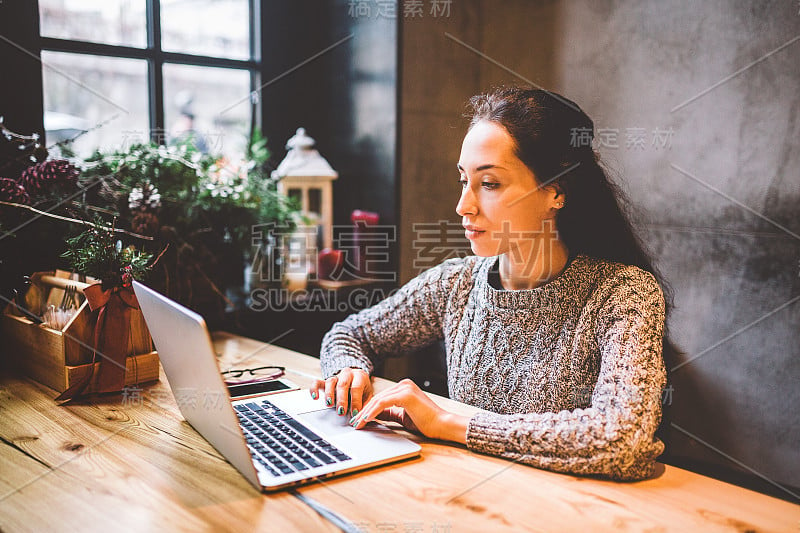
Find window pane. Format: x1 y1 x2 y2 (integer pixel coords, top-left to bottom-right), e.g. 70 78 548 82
39 0 146 48
308 188 321 215
164 63 252 158
161 0 250 60
42 51 149 158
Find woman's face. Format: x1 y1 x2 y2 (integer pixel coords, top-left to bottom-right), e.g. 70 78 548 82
456 120 561 259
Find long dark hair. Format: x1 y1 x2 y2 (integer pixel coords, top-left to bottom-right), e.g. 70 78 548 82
467 86 679 448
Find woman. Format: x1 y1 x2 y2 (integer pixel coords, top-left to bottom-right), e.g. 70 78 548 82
311 87 668 481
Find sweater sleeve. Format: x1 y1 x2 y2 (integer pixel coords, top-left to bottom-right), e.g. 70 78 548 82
319 258 469 379
465 267 667 481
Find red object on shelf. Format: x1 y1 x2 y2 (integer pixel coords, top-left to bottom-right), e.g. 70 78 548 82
317 248 345 281
350 210 379 277
351 210 379 225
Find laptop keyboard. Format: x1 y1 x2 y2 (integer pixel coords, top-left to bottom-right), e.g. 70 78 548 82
235 400 351 477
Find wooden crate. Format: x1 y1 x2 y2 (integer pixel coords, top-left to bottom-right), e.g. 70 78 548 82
1 271 159 394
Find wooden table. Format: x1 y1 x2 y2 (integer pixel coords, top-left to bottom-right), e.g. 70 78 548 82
1 332 798 532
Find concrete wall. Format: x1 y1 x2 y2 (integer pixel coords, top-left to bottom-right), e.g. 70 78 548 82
399 0 800 491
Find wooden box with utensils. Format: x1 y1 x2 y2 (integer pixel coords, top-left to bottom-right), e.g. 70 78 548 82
1 270 159 394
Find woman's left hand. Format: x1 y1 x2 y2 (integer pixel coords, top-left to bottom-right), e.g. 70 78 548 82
350 379 469 444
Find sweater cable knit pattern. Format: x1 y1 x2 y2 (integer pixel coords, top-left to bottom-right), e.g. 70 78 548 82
320 255 666 480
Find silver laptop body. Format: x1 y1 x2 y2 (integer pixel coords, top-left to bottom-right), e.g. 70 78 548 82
133 281 421 491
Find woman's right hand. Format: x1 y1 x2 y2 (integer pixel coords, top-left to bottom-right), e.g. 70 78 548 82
310 367 373 418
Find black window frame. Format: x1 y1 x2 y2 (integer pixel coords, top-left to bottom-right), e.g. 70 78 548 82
38 0 262 145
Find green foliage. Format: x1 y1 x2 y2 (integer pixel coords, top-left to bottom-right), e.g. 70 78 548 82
82 141 206 199
4 124 299 313
62 219 152 290
197 162 299 247
246 127 270 165
79 130 298 255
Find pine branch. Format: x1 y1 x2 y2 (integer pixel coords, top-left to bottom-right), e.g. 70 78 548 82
0 200 153 240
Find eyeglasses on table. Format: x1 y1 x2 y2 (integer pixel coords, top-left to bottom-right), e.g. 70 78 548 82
221 366 285 385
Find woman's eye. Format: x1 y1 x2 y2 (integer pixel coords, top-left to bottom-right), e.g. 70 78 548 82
458 178 468 187
482 182 499 190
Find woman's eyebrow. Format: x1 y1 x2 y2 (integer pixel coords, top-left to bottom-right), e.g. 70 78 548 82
457 164 506 172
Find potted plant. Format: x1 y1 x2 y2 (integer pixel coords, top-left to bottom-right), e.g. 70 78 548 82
1 121 300 327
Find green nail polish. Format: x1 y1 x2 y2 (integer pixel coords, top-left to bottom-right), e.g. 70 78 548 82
311 391 317 399
351 408 359 418
326 397 333 406
337 406 344 415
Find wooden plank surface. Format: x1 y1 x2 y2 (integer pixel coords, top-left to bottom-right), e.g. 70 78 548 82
0 352 336 532
1 331 798 533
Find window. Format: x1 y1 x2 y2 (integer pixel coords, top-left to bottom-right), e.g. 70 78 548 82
39 0 259 159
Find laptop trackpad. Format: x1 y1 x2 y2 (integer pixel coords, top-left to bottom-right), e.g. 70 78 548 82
297 409 356 437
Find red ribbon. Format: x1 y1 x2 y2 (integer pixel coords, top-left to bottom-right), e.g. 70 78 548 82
55 284 140 403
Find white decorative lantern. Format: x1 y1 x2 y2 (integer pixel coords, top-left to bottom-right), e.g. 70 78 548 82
272 128 338 250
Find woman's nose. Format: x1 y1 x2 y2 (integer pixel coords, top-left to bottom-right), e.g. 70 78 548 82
456 186 477 216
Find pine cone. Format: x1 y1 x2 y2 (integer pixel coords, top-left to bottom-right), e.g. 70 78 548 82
19 159 80 197
0 177 30 204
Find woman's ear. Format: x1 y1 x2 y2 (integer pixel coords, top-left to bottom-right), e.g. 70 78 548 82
549 184 566 209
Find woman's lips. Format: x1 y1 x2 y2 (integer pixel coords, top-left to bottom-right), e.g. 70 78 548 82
464 227 485 240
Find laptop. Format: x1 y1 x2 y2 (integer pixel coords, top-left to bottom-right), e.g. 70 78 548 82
132 280 421 491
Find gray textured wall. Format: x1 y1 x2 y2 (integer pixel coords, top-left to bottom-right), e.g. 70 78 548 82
398 0 800 490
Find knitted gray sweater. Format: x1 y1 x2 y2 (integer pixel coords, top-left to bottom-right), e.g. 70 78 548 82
320 255 666 481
